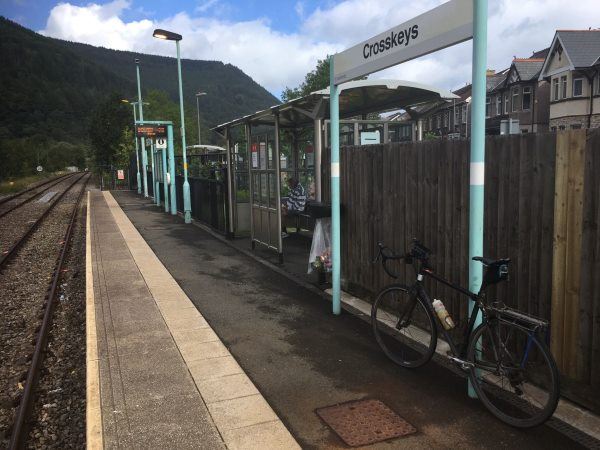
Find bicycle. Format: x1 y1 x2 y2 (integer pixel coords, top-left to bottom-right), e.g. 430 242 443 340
371 239 560 428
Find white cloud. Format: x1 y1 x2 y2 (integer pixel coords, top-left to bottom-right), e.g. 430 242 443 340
39 0 600 97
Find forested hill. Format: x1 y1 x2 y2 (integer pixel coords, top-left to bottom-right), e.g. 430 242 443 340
0 17 278 147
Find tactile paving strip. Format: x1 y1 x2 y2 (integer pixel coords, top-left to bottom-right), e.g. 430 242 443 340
316 399 416 447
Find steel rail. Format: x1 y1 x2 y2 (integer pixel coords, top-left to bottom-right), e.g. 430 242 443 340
0 173 79 219
0 173 86 273
0 172 74 207
8 173 90 450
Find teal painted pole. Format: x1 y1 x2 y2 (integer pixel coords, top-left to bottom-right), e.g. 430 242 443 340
132 104 141 194
468 0 488 398
168 124 177 215
176 40 192 223
136 60 148 198
162 148 169 212
151 140 160 205
329 55 341 316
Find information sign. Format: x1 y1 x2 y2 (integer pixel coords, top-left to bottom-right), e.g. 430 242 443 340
117 169 125 180
136 125 167 138
156 137 167 149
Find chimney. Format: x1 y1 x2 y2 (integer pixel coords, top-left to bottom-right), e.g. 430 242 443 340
486 69 496 77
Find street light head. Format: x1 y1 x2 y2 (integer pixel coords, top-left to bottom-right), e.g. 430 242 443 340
196 92 207 97
121 99 129 103
153 28 182 41
135 58 140 64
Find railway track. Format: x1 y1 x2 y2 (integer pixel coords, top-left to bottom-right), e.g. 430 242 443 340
0 173 85 272
0 173 76 216
0 173 90 449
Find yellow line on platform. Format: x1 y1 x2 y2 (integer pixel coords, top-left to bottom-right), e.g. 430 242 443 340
86 191 103 450
102 191 300 450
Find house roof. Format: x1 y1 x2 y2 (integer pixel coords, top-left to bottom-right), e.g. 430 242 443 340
530 48 550 59
513 59 545 81
486 70 508 91
556 30 600 68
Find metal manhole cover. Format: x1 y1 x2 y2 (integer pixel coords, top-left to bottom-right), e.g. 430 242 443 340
316 399 416 447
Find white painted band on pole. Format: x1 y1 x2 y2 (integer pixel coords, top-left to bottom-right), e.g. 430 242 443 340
331 162 340 178
470 162 485 186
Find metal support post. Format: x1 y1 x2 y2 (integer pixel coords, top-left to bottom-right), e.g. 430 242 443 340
274 114 283 262
225 127 235 238
314 118 322 202
176 41 192 223
329 56 341 315
468 0 488 398
133 105 141 194
151 141 159 205
246 123 255 249
162 148 169 212
167 124 177 215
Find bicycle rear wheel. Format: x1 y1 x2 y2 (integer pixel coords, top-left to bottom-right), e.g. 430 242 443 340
371 285 437 368
467 321 560 428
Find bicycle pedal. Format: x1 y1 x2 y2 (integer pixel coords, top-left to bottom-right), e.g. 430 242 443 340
447 355 474 370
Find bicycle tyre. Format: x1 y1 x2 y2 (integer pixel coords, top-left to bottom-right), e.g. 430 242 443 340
467 322 560 428
371 285 437 368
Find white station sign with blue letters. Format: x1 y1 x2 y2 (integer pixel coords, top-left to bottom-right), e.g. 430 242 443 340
333 0 473 84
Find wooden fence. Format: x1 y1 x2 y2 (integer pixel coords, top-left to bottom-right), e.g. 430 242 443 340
331 129 600 411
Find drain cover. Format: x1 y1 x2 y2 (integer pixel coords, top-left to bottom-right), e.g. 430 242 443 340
316 399 416 447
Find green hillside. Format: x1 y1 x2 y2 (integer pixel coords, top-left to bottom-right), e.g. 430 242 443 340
0 17 279 177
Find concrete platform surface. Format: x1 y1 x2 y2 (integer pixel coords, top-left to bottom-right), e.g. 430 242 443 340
111 190 590 449
87 190 298 449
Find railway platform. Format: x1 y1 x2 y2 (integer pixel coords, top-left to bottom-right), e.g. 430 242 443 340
86 190 299 449
97 189 599 449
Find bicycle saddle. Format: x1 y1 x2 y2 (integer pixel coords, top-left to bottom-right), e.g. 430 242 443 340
472 256 511 266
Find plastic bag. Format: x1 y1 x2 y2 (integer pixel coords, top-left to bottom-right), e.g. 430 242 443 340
308 218 332 274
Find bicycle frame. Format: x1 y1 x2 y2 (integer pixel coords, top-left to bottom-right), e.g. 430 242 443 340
414 268 482 359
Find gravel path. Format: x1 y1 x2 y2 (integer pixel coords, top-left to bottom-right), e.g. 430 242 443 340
0 176 88 448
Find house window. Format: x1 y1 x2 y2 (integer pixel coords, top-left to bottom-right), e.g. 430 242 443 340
522 86 532 110
573 78 583 97
559 125 566 130
496 95 502 116
444 111 449 127
436 114 441 129
512 87 521 112
595 73 600 94
454 107 460 129
571 124 582 130
551 126 557 132
504 93 509 114
552 78 559 101
561 76 567 99
485 97 491 118
462 104 468 123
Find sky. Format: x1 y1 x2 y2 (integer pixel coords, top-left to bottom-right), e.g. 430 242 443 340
2 0 600 99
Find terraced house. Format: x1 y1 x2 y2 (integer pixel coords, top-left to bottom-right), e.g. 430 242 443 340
486 49 550 134
539 30 600 130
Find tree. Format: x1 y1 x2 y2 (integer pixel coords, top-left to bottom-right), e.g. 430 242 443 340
88 92 130 170
281 57 330 102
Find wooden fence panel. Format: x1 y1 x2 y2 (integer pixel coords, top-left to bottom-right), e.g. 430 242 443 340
333 130 600 411
579 129 600 390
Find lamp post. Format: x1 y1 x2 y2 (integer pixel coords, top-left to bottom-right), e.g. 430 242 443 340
195 92 206 146
153 28 192 224
135 58 149 198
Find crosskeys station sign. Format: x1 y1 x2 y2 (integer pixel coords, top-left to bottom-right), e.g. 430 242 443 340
333 0 473 84
136 124 167 138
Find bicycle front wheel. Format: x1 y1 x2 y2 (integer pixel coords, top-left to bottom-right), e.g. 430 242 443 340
467 321 560 428
371 285 437 368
